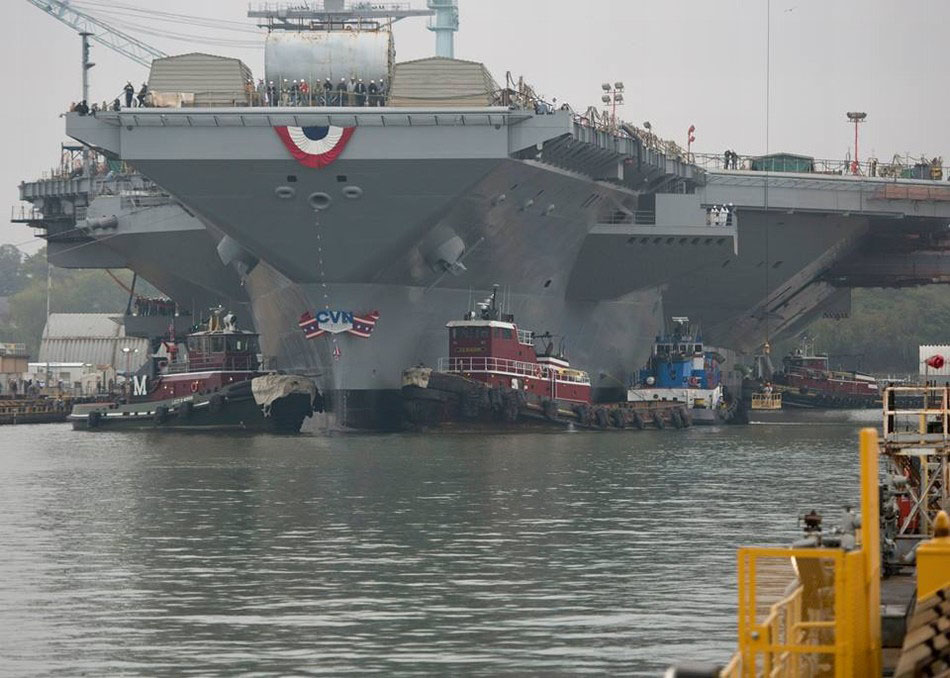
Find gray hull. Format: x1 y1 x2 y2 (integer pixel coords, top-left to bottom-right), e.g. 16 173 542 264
59 108 950 430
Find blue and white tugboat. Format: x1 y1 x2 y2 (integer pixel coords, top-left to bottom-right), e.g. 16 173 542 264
70 310 321 432
627 316 743 425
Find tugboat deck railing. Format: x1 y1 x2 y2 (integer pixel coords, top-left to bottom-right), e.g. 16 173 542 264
439 357 590 385
163 355 259 374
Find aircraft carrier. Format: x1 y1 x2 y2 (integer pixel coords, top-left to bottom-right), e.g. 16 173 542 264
18 1 950 429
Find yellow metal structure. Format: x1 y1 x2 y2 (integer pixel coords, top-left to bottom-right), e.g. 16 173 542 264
916 510 950 603
722 429 881 677
881 385 950 535
750 393 782 410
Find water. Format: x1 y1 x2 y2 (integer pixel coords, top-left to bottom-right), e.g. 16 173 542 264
0 414 879 676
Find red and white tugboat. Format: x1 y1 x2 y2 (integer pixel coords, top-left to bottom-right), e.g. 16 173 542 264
401 287 688 431
772 338 880 408
70 310 320 432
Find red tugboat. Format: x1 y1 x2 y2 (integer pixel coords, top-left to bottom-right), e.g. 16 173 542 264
401 287 689 431
70 310 320 432
772 339 880 408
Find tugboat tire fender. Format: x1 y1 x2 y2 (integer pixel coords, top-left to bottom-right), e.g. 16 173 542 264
653 411 665 429
595 407 609 429
678 407 691 427
671 409 684 429
87 411 101 428
154 405 169 424
573 404 590 425
542 399 558 421
610 408 625 429
489 387 505 412
209 394 224 414
178 401 193 420
632 410 645 430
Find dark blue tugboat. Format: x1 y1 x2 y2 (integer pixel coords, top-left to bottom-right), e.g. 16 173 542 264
627 316 743 424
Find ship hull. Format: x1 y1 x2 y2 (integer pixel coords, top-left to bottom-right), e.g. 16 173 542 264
244 259 663 430
70 377 316 433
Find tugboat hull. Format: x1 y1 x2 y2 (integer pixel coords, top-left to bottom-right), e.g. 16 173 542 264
402 369 690 432
70 376 318 433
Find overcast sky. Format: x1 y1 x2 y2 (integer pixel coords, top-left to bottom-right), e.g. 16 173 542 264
2 0 947 250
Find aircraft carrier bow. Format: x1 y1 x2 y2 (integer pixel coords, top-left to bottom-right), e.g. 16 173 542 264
18 0 950 430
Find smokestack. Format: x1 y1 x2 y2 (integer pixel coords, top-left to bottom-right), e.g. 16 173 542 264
426 0 459 58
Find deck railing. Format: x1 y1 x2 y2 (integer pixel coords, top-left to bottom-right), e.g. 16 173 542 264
164 355 259 374
751 393 782 410
721 429 882 678
881 386 950 535
439 356 590 385
882 385 950 443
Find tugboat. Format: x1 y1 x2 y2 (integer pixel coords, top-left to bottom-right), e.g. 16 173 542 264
770 338 880 408
627 316 744 424
70 309 320 432
401 286 690 431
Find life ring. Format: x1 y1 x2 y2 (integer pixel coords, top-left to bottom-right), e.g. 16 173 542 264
688 376 700 387
190 380 200 393
534 366 543 379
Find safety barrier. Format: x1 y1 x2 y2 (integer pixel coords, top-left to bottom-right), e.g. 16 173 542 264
750 393 782 410
722 429 881 677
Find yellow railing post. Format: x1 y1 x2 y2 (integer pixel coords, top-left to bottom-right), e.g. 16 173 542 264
860 428 882 677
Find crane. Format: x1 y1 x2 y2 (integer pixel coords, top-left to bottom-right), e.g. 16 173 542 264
26 0 166 68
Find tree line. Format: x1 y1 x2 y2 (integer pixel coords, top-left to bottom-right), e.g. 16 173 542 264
0 245 136 358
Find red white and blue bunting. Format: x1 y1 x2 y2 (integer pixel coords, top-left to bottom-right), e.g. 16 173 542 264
299 310 380 339
275 125 355 168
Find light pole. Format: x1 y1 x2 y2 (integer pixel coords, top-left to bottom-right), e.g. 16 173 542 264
846 111 867 175
600 81 624 128
687 124 696 161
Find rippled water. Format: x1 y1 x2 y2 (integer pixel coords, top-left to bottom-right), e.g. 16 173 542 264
0 414 878 676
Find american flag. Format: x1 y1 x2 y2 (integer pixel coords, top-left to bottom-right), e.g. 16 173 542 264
346 310 380 338
298 311 326 339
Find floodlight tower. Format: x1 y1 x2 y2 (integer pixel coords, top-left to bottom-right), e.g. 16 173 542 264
601 81 624 128
846 111 867 175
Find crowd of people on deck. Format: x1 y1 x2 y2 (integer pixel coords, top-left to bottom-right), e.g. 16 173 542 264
250 76 388 107
70 73 393 113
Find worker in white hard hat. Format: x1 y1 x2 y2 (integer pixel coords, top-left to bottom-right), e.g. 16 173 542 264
336 77 347 106
368 79 379 106
355 78 367 106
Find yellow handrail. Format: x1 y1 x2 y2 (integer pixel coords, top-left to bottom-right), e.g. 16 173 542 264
727 429 881 677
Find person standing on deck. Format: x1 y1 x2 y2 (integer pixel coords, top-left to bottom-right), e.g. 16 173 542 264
337 78 347 106
123 81 134 108
355 78 367 106
323 78 333 105
300 79 310 105
136 83 148 108
368 80 379 106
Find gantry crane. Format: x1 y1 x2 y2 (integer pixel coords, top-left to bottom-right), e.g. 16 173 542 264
26 0 166 68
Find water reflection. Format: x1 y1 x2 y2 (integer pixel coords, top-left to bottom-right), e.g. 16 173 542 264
0 422 865 676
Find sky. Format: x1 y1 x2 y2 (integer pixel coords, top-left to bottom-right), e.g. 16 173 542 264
2 0 948 251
